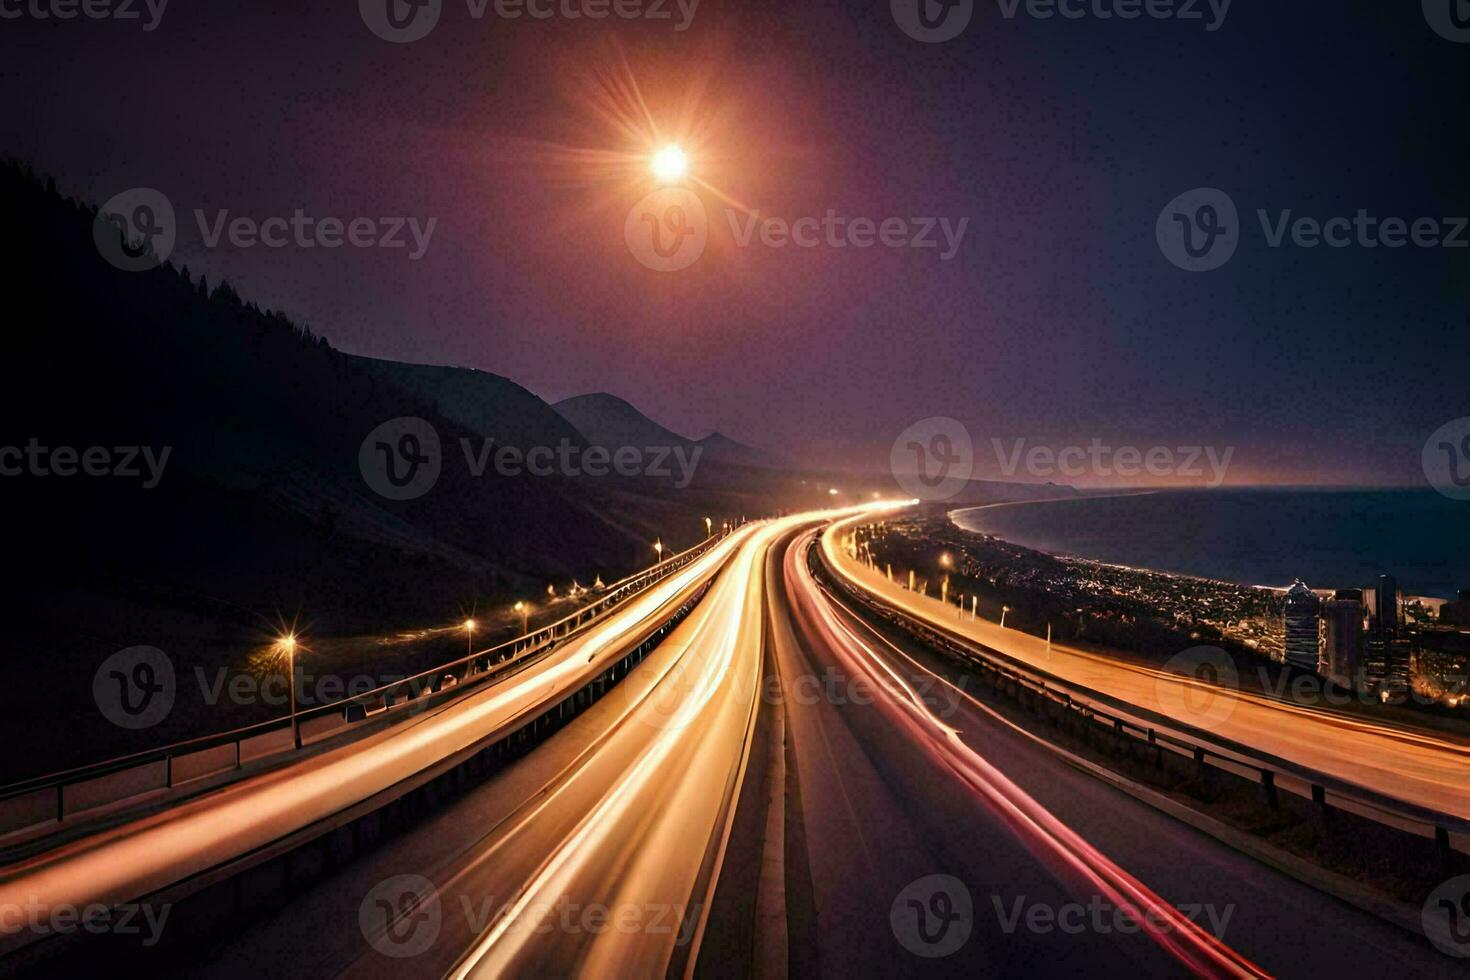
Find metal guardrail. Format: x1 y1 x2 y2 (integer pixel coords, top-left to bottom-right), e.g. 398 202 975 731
0 531 735 837
813 539 1470 863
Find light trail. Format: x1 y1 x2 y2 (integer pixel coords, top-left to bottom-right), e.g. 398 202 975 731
0 527 752 950
823 511 1470 820
784 532 1271 980
444 506 899 978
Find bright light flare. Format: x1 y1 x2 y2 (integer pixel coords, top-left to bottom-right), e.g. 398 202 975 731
651 144 688 182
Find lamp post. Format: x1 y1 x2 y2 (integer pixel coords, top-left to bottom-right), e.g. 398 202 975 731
514 601 528 634
1000 605 1010 629
654 539 664 565
464 619 476 658
705 516 712 538
281 634 300 750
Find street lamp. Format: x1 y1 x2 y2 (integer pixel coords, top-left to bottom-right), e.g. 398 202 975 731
1000 605 1010 629
464 619 476 658
705 516 712 538
654 538 664 564
514 601 528 634
280 633 300 749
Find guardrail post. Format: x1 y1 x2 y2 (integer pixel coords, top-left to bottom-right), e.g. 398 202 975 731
1260 770 1279 810
1311 784 1331 826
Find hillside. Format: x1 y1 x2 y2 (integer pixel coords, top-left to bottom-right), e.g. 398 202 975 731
0 162 801 776
553 393 696 451
349 355 587 451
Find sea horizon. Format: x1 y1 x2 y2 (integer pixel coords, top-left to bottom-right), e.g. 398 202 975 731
952 487 1470 601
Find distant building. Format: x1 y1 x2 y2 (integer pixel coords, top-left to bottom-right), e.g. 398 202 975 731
1282 580 1323 672
1441 589 1470 628
1408 625 1470 705
1322 589 1364 689
1375 573 1400 636
1364 635 1412 699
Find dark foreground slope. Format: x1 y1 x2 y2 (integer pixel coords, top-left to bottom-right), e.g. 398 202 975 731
0 164 795 778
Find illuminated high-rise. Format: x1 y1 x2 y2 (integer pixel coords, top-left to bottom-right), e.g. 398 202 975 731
1322 589 1364 689
1283 580 1323 672
1375 573 1399 636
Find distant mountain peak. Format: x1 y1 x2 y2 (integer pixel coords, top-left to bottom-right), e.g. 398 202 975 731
552 395 791 470
698 431 790 470
552 393 693 449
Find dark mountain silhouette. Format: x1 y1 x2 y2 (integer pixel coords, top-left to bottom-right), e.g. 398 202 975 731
552 393 695 451
0 160 1060 780
349 355 587 450
554 394 790 470
698 432 791 470
0 161 804 778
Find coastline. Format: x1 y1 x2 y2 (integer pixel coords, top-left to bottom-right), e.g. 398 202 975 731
946 490 1452 605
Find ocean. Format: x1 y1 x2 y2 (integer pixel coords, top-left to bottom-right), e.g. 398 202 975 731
951 489 1470 600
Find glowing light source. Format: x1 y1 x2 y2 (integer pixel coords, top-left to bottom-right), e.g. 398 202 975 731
279 633 301 749
651 145 688 182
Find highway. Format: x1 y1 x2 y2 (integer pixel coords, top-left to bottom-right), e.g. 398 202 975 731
773 529 1456 978
822 513 1470 821
0 523 753 961
3 505 1460 978
174 511 848 979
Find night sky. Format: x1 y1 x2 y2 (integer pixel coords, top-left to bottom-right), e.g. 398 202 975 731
5 1 1468 485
